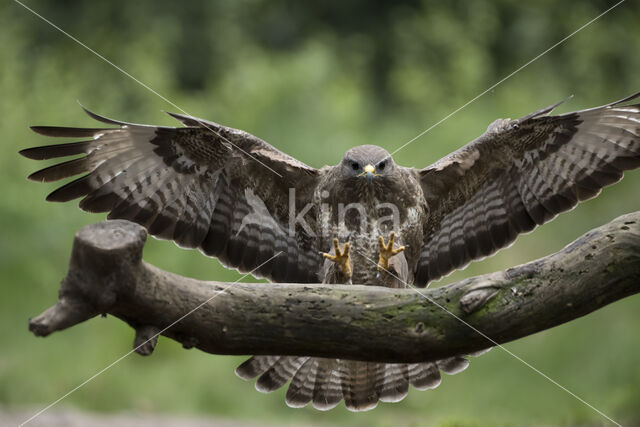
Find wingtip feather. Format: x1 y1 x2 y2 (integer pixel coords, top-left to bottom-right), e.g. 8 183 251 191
29 126 105 138
165 111 223 129
78 102 126 125
19 147 39 159
20 140 93 159
521 94 574 121
609 90 640 107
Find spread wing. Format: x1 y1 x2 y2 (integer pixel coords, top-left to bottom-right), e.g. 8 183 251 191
21 107 322 283
414 92 640 286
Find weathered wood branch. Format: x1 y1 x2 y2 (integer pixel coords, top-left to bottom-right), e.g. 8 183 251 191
29 213 640 363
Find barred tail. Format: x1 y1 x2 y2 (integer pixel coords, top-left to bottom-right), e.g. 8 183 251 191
236 352 483 411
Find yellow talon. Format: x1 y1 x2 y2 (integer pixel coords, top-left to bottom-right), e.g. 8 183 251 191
322 238 352 279
377 232 405 272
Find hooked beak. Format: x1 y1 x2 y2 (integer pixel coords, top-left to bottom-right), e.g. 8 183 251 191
359 164 376 181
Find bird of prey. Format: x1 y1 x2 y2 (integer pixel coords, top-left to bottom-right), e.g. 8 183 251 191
21 92 640 411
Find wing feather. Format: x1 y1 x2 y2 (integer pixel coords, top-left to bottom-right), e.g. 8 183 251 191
22 107 323 283
416 93 640 285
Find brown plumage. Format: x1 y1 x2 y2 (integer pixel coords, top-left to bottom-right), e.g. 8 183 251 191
21 92 640 410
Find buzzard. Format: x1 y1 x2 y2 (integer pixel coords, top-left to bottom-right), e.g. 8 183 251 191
21 92 640 411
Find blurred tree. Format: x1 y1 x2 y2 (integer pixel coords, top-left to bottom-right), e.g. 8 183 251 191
2 0 640 425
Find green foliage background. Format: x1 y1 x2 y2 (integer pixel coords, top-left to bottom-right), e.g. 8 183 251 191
1 1 639 425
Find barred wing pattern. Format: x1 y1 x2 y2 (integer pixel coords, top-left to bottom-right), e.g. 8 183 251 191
236 354 474 411
21 108 322 283
415 92 640 285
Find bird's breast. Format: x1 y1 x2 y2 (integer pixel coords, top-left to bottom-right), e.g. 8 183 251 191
318 199 423 286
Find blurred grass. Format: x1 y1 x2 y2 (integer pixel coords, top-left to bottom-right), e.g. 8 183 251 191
1 1 640 426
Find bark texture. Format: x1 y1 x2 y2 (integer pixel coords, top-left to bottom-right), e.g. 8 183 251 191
28 213 640 363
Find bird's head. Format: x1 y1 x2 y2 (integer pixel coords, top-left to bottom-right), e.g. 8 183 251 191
340 145 395 182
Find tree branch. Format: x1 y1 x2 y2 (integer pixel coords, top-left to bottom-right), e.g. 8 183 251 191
29 213 640 363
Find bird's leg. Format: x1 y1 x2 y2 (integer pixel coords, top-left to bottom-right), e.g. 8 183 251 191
377 231 405 273
322 238 352 280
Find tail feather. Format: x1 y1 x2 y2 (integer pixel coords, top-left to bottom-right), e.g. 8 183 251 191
341 360 382 411
436 356 470 375
235 355 281 380
408 362 442 390
312 359 343 411
378 363 409 403
256 357 306 393
285 358 320 408
236 352 482 411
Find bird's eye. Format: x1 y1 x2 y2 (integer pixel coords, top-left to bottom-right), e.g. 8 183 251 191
351 162 360 171
378 161 386 170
